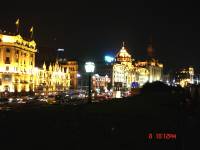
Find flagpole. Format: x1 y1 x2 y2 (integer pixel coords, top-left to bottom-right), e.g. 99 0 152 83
15 19 19 34
31 31 33 39
30 26 33 40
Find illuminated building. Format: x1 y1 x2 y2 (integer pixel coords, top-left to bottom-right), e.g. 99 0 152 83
62 60 78 89
112 43 136 90
135 36 163 84
55 48 78 89
0 31 70 93
134 59 163 83
92 74 111 93
112 42 163 91
174 67 194 87
0 33 36 92
34 61 70 93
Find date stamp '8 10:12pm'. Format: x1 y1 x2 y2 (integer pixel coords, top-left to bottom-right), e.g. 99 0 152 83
148 133 177 140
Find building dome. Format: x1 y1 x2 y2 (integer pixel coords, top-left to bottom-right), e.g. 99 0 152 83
115 43 132 62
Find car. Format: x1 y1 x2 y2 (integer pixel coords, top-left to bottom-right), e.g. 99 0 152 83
39 98 48 103
8 97 18 103
17 99 27 104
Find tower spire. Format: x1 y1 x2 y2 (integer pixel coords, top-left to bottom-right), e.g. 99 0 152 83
122 41 125 48
43 62 46 70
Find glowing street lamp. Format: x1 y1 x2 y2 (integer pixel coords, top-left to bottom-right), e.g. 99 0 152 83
85 62 95 73
84 62 95 101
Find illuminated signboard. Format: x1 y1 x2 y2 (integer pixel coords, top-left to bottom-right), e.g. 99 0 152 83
57 48 64 52
104 55 114 63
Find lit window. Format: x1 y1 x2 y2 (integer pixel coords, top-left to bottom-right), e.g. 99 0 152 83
6 66 9 71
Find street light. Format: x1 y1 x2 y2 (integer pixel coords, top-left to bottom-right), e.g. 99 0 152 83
84 62 95 102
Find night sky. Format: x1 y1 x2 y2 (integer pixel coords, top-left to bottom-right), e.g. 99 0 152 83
1 0 200 73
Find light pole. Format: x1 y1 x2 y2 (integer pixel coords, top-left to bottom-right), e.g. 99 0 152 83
84 62 95 102
77 73 81 90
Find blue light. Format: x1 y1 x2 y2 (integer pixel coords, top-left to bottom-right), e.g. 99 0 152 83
104 55 114 63
131 82 139 88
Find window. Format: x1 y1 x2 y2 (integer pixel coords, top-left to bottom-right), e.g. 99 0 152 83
3 75 11 81
6 66 9 71
5 57 10 64
6 48 10 53
15 50 19 54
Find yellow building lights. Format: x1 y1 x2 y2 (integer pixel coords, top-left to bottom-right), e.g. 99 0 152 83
112 43 163 89
0 32 70 93
0 34 36 52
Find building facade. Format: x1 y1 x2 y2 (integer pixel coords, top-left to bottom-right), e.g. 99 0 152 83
0 33 70 93
112 45 136 90
134 59 163 83
92 74 111 93
62 60 78 89
174 67 194 87
34 61 70 93
112 44 163 91
0 34 36 92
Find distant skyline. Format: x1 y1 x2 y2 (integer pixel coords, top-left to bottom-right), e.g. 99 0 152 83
1 0 200 73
